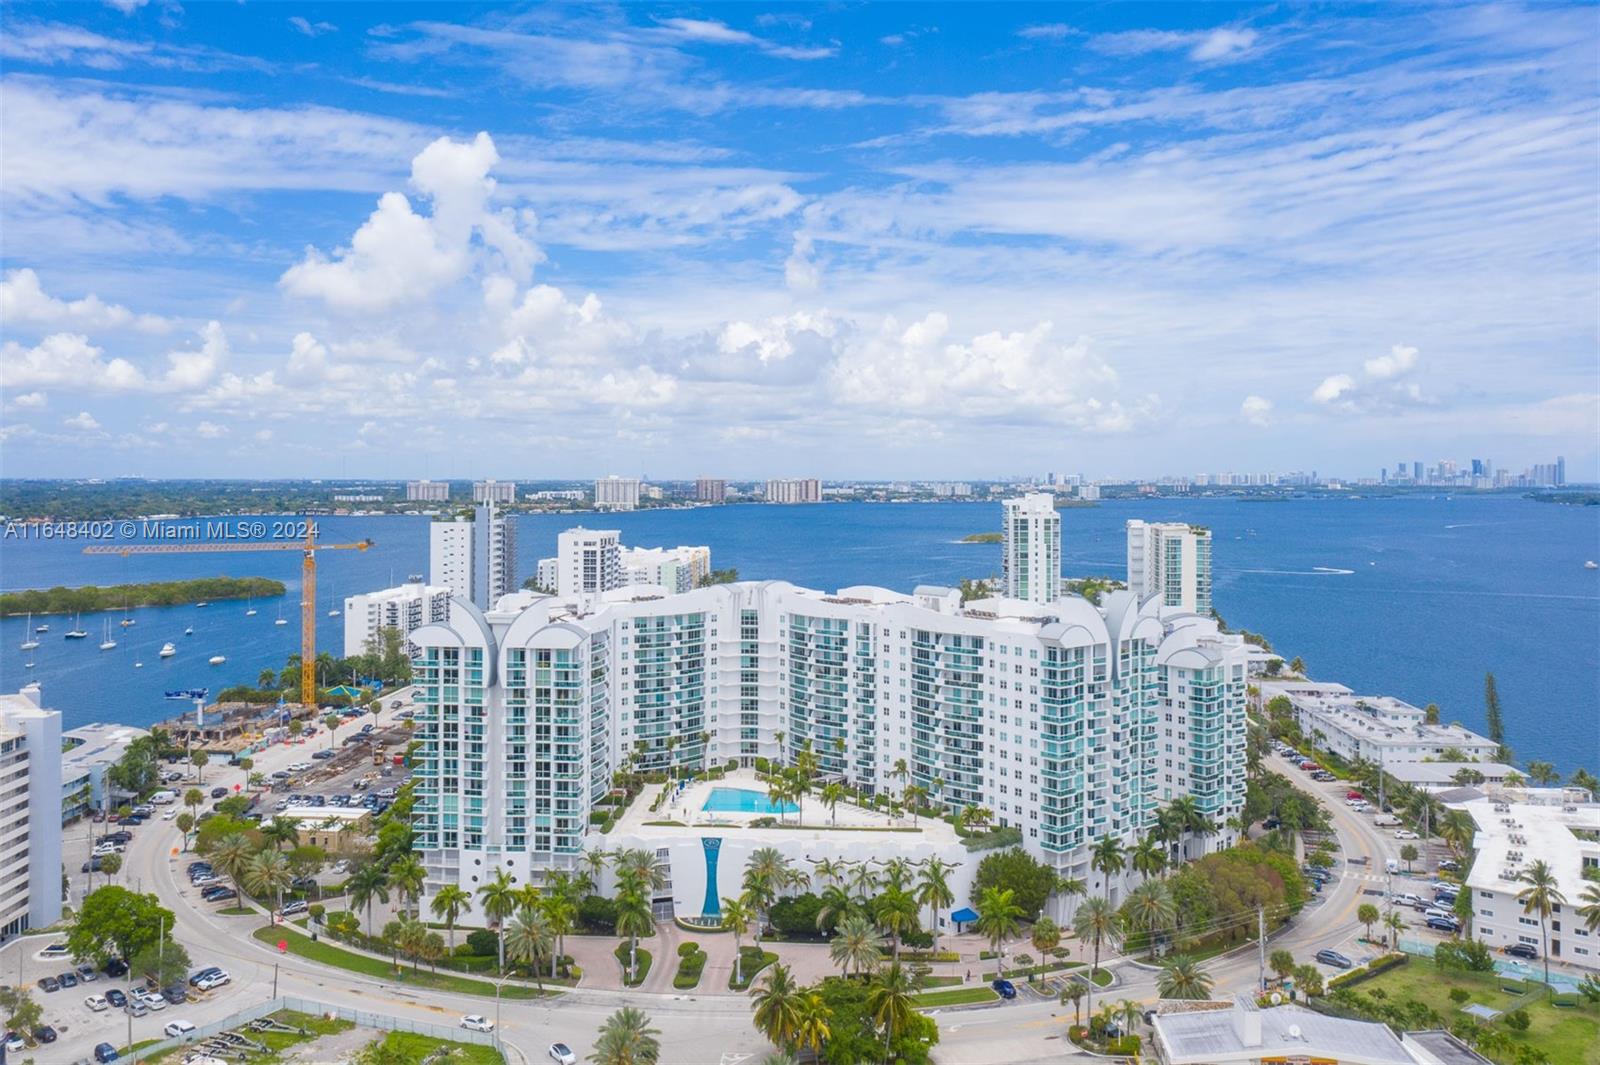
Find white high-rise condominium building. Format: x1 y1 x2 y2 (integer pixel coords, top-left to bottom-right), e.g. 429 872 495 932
1002 493 1061 604
0 687 63 942
594 476 641 511
406 479 450 502
473 480 517 504
428 503 517 609
555 528 622 599
343 581 454 657
1126 520 1212 615
622 545 711 593
535 557 558 593
410 574 1248 917
765 478 821 504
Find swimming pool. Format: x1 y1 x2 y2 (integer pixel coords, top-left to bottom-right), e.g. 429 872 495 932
702 787 798 814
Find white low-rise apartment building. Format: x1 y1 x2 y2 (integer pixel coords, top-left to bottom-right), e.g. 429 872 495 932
1454 790 1600 971
1263 681 1499 764
621 545 711 593
409 575 1248 922
343 580 454 657
539 530 712 600
0 686 63 943
62 722 149 821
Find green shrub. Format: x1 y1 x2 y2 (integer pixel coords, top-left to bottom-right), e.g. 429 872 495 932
1449 988 1471 1005
678 941 699 957
579 894 618 934
1106 1035 1142 1055
465 929 498 956
1503 1008 1531 1032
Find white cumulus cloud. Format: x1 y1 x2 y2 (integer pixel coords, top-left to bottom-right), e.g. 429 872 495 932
1 268 170 333
1241 395 1273 426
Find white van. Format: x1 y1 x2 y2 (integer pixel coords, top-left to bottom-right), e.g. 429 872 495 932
1385 858 1400 873
150 790 178 805
1372 813 1400 826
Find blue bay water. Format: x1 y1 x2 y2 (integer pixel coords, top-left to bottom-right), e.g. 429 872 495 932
1 496 1596 775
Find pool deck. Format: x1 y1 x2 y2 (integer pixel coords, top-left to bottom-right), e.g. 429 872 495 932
610 768 959 844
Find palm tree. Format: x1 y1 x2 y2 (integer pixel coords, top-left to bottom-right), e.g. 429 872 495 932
542 893 577 979
1031 916 1061 967
430 884 470 952
245 849 293 922
1122 880 1175 959
505 911 553 986
816 883 858 933
1383 910 1406 950
902 784 925 826
811 857 845 888
820 782 845 826
212 832 255 907
917 858 956 952
874 882 920 960
1515 859 1567 986
581 849 610 894
1091 835 1126 902
1439 808 1476 858
183 787 204 822
1051 875 1087 923
1059 980 1087 1024
615 890 654 984
847 861 880 902
1157 954 1214 999
1569 767 1598 800
590 1007 661 1065
1579 882 1600 934
1072 896 1119 1018
1130 836 1167 882
974 886 1024 975
1117 999 1143 1040
475 869 518 973
743 847 790 938
1268 949 1296 983
831 912 886 978
1525 761 1560 786
751 963 802 1049
388 855 426 916
792 990 832 1058
721 895 755 985
347 863 391 938
866 961 916 1057
1357 903 1380 944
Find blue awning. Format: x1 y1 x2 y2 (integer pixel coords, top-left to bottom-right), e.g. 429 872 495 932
950 907 979 923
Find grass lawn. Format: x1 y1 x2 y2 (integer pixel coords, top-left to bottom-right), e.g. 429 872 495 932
614 942 652 988
1090 967 1113 987
252 927 554 999
1358 965 1599 1065
216 906 257 916
982 960 1083 981
913 987 1000 1008
920 975 965 988
367 1031 503 1065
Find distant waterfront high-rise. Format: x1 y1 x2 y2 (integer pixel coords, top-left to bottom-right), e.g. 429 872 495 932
1126 520 1213 616
406 479 449 502
765 478 821 504
695 477 727 503
595 475 641 511
1001 493 1061 603
472 479 517 504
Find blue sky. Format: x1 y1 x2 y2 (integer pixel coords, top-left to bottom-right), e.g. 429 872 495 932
1 2 1596 480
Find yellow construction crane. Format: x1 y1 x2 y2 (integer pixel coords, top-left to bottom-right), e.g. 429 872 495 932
84 532 373 708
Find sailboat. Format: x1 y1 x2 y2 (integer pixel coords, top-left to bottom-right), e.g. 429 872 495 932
20 614 40 651
245 597 258 617
184 626 194 636
99 620 117 651
274 601 288 626
64 613 88 639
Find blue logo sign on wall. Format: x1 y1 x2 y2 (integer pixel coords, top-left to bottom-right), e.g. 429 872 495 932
701 837 723 920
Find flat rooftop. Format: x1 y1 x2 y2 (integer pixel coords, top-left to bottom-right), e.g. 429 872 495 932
63 722 150 775
1457 794 1600 901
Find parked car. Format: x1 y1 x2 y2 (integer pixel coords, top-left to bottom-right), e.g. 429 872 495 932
281 900 309 917
163 985 188 1004
1438 858 1461 872
1426 916 1461 933
1504 943 1539 960
195 970 231 991
990 978 1017 999
125 1001 148 1018
210 787 229 799
95 1042 120 1062
103 957 128 977
164 1020 197 1038
1314 949 1353 969
84 994 110 1012
32 1026 57 1044
1394 829 1420 840
312 750 336 760
77 964 99 982
271 770 291 780
5 1032 29 1052
58 971 78 988
548 1043 577 1065
461 1015 496 1033
188 967 223 987
105 988 127 1008
1346 791 1364 800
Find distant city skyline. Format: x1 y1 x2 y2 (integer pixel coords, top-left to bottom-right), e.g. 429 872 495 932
1 4 1595 479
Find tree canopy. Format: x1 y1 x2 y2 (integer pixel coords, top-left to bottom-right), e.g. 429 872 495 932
68 886 175 965
971 848 1056 921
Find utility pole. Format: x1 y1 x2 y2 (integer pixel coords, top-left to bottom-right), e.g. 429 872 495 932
1257 906 1266 991
273 962 279 999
